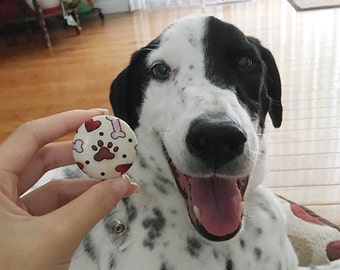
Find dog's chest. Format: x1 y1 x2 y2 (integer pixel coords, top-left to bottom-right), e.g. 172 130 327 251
112 194 230 270
101 183 296 270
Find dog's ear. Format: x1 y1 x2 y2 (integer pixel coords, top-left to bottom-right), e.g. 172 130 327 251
110 67 131 125
110 51 146 130
110 39 160 130
260 45 283 128
248 37 283 128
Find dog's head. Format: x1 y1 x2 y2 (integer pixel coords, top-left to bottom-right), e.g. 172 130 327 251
110 15 282 242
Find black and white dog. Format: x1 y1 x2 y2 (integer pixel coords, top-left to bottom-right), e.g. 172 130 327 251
69 15 340 270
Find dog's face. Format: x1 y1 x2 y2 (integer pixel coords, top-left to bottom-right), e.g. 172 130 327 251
110 15 282 242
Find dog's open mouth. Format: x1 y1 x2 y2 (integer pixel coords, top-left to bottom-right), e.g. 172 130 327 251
167 155 248 242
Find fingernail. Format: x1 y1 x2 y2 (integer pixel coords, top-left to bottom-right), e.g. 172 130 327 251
110 178 129 199
89 108 110 115
122 174 131 181
122 174 139 194
131 182 139 193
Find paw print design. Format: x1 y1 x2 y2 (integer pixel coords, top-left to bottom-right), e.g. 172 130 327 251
72 115 137 179
92 140 116 161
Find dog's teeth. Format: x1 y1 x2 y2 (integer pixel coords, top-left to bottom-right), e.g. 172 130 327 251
193 205 201 222
238 201 244 217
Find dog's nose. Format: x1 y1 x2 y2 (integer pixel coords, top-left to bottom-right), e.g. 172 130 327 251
186 118 247 166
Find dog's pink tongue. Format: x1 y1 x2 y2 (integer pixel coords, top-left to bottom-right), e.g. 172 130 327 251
191 178 241 236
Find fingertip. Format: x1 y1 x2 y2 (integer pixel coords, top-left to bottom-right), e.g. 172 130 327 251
109 177 130 200
87 108 110 115
124 182 139 198
120 174 139 197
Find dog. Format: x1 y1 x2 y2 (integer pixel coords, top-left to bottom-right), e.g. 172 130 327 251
69 15 340 270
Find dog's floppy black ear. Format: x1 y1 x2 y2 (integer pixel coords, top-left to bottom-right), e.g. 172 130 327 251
260 45 283 128
110 51 146 130
110 38 161 130
110 39 160 130
110 68 131 125
248 37 283 128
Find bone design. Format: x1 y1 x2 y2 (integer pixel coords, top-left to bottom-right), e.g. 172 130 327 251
73 139 84 153
107 116 126 139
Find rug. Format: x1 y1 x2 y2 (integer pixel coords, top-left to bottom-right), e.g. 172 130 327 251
287 0 340 11
278 195 340 266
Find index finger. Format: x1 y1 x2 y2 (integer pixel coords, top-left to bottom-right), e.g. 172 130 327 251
0 109 109 175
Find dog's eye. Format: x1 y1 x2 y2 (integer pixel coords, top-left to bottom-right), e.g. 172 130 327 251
238 57 253 71
151 62 171 80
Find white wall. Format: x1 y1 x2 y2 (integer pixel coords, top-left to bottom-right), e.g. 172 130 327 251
94 0 130 14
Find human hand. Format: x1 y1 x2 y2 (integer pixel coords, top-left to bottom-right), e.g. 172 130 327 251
0 109 138 270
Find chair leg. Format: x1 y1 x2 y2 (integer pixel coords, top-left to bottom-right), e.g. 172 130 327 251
86 0 104 21
32 0 51 48
93 8 104 21
71 10 81 34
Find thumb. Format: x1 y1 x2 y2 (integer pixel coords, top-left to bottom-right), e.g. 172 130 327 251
45 175 136 251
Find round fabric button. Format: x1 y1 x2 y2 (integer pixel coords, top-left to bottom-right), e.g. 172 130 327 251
72 115 137 179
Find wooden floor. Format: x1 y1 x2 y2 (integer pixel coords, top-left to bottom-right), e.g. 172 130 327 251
0 0 339 225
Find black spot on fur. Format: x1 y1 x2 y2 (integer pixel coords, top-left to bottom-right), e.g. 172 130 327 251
188 36 196 47
254 247 262 261
170 209 177 215
139 156 148 169
163 241 169 247
160 262 173 270
225 259 234 270
122 198 137 222
160 262 167 270
259 202 277 221
240 238 245 249
108 255 115 269
186 236 202 258
154 182 168 194
277 261 282 270
254 227 263 237
189 64 194 70
142 208 166 250
143 239 155 250
153 175 174 194
83 234 96 261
